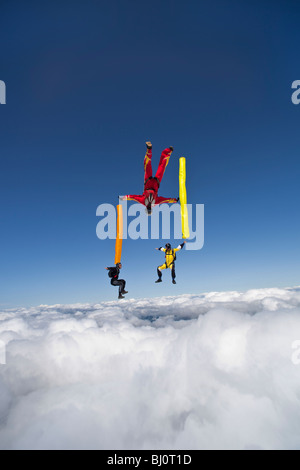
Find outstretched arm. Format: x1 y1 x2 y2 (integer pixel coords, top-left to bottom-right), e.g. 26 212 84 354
121 194 145 205
174 242 186 252
154 196 179 206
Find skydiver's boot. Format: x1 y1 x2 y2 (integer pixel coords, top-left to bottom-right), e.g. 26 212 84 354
172 279 176 284
118 294 125 299
155 268 162 283
122 290 128 294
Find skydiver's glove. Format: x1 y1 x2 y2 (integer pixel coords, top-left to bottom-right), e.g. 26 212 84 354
176 197 180 202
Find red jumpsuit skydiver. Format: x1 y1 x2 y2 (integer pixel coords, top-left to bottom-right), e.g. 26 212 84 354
121 143 178 214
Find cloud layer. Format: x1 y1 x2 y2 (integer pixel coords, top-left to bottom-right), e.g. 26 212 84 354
1 287 300 450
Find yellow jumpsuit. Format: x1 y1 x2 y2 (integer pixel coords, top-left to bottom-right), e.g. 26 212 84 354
157 244 185 281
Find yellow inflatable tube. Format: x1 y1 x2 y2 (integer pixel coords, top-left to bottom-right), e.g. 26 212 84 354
114 204 123 265
179 157 190 239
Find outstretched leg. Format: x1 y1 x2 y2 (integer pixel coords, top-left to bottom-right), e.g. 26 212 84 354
144 142 153 184
119 279 127 294
112 278 127 297
155 147 173 183
171 263 176 284
155 264 166 283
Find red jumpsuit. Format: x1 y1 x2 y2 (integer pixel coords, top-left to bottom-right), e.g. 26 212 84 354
123 147 178 207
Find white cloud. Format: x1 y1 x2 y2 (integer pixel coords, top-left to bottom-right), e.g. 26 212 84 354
1 287 300 449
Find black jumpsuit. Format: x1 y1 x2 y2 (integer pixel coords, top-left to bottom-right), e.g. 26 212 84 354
107 267 126 296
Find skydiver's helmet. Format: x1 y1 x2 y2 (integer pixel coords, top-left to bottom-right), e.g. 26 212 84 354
165 243 171 250
145 193 154 216
145 204 152 216
116 262 122 269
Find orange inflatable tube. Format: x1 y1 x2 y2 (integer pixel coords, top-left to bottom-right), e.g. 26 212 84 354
114 204 123 265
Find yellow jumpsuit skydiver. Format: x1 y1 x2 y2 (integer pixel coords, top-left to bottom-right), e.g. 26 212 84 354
156 243 185 284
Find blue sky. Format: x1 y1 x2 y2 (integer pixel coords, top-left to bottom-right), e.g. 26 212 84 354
1 0 300 307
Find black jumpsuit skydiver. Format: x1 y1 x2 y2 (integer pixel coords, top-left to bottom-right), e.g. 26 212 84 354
107 266 126 296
